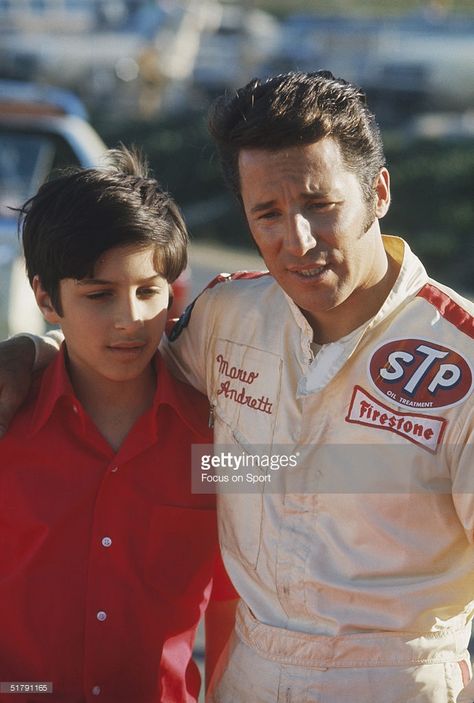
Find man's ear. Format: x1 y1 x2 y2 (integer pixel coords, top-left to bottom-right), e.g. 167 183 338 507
374 168 391 219
32 276 61 324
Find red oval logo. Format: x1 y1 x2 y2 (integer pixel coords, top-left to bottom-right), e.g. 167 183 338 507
369 339 472 409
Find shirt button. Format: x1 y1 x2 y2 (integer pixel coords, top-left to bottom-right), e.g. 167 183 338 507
101 536 112 548
110 465 119 473
92 686 101 696
96 611 107 622
72 404 79 414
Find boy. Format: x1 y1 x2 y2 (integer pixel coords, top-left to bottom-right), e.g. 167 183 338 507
0 147 237 702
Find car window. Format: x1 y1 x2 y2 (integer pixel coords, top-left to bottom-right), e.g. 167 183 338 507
0 130 79 216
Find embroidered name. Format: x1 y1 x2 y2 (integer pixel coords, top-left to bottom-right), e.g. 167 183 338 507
346 386 446 453
216 354 273 415
216 354 260 384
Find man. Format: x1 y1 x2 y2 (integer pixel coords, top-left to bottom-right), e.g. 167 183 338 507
1 71 473 702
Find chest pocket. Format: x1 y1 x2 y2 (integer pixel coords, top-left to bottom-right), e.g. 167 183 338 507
210 338 283 449
209 339 283 569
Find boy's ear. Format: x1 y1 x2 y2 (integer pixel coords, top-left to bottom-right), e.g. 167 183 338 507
32 275 61 324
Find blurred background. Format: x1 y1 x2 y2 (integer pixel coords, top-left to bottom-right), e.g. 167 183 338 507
1 0 473 339
0 0 473 694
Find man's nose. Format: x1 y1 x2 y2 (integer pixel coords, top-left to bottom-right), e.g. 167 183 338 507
284 213 317 257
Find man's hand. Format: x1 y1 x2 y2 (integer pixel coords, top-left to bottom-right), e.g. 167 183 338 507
0 336 36 437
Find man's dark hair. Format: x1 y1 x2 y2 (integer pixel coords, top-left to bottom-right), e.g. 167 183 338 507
208 70 386 204
20 145 188 314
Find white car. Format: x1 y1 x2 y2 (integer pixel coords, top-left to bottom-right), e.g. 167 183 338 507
0 80 107 338
0 79 191 338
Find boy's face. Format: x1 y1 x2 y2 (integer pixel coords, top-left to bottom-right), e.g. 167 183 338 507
35 244 169 387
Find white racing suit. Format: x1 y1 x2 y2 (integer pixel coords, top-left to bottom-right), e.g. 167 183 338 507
162 236 474 702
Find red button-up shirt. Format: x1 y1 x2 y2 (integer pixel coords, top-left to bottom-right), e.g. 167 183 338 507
0 348 235 702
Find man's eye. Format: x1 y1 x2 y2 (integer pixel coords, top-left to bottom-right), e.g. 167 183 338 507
307 202 334 211
258 211 279 221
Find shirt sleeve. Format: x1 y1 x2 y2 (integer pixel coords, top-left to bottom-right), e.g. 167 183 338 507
450 412 474 543
210 548 239 602
160 285 217 396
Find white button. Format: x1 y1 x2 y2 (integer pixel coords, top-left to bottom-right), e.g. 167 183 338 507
92 686 101 696
72 405 79 414
110 466 118 473
96 611 107 621
101 537 112 548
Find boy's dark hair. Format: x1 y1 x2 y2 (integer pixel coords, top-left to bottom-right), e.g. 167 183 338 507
208 70 386 205
20 145 188 314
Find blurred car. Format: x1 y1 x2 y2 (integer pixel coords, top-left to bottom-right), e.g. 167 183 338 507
0 80 107 339
0 79 189 338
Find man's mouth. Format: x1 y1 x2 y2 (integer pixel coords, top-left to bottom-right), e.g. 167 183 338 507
288 263 329 279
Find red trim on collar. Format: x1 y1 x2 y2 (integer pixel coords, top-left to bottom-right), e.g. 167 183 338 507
417 283 474 340
202 270 270 291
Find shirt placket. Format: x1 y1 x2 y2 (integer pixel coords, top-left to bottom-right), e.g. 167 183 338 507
275 389 329 621
275 295 347 619
82 459 125 701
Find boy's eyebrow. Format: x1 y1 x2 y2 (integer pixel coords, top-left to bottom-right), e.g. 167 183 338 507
76 275 163 286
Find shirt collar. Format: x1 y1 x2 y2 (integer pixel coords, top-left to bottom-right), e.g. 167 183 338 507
29 345 210 440
29 345 80 437
283 235 428 338
367 234 428 332
151 352 211 439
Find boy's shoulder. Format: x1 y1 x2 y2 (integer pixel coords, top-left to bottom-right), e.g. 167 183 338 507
0 366 47 445
1 346 75 445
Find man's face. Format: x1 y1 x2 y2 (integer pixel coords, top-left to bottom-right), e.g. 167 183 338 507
239 137 390 341
37 244 169 391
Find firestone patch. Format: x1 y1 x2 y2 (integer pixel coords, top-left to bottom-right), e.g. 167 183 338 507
346 386 447 453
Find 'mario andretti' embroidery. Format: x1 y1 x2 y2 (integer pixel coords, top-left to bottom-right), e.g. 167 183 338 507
216 353 273 414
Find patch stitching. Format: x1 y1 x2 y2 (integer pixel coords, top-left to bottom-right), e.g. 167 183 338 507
345 385 447 453
368 337 473 411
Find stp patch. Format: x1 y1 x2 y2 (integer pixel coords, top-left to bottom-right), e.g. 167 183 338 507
369 338 473 410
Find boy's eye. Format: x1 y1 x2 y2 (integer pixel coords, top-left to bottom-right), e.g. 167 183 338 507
138 287 163 298
86 291 111 300
84 287 164 300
